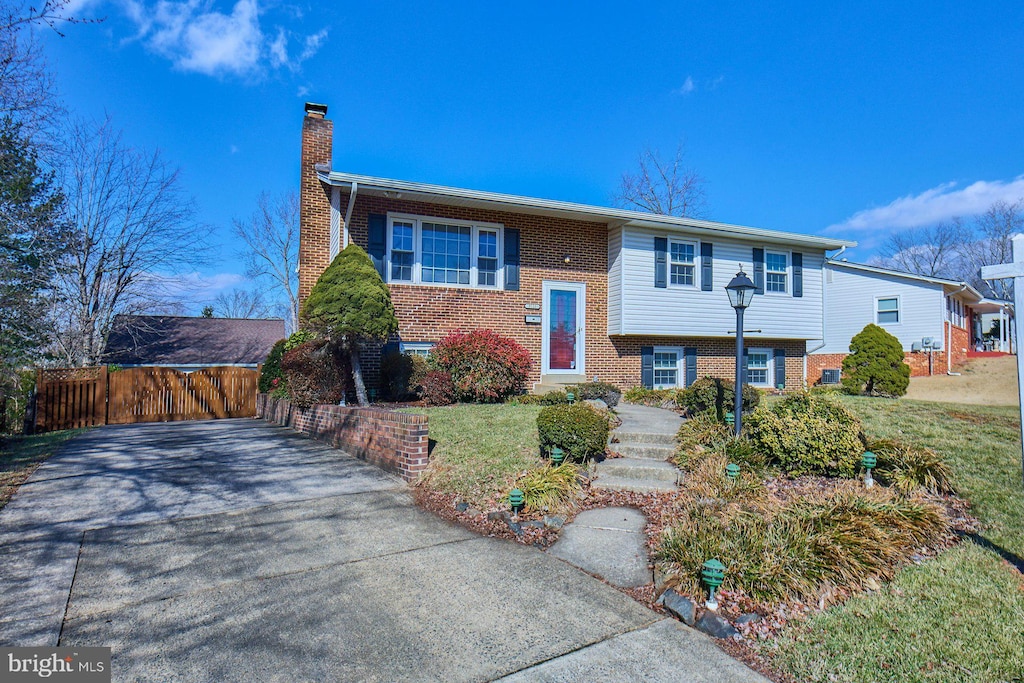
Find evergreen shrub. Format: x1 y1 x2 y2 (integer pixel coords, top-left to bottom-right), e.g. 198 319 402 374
280 339 349 408
258 339 287 394
431 329 531 403
420 370 456 406
680 377 760 419
536 403 609 462
841 323 911 397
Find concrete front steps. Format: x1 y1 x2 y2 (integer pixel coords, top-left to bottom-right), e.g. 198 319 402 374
594 404 683 494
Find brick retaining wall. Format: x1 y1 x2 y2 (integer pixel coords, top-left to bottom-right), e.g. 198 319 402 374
256 394 429 482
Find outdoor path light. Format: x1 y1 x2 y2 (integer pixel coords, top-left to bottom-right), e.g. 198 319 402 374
862 451 876 489
725 463 740 483
725 269 756 437
702 559 726 610
550 447 565 466
509 488 525 515
566 392 575 405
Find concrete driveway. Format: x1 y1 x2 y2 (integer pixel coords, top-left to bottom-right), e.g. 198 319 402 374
0 419 768 682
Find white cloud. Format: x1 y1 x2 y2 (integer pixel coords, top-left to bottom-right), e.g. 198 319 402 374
147 271 247 303
674 76 696 96
98 0 328 78
825 176 1024 239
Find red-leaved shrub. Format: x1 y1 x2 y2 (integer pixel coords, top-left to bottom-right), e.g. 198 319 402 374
420 370 456 406
280 339 350 408
431 330 532 403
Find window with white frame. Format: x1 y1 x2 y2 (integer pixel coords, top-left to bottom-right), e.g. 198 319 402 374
745 349 771 386
877 297 900 324
387 214 503 288
669 239 697 287
765 251 788 293
400 342 434 357
653 349 681 389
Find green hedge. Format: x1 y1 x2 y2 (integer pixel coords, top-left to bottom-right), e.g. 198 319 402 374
537 403 609 462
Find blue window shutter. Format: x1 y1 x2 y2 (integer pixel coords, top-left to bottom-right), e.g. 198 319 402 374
792 252 803 298
367 214 387 278
504 228 520 291
654 237 667 288
700 243 713 291
641 346 654 388
774 348 786 388
684 347 697 387
752 248 764 295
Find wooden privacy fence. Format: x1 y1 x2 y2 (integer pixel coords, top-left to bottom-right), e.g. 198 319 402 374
35 366 259 433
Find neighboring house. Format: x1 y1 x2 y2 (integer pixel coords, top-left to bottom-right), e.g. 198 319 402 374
104 315 286 371
807 260 1011 381
298 103 856 392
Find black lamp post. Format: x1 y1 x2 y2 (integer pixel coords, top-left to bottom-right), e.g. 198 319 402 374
725 269 756 436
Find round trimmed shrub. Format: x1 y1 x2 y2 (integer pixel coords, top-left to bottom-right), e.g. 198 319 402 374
420 370 456 406
841 323 910 397
680 377 760 419
746 391 864 477
537 403 610 462
431 329 532 403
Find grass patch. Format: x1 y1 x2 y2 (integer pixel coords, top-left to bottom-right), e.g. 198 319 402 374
408 404 542 508
770 541 1024 683
0 430 83 511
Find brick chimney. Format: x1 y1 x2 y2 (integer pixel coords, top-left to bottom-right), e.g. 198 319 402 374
298 102 333 303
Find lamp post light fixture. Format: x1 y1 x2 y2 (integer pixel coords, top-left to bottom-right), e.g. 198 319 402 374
550 447 565 466
701 559 727 610
725 269 757 437
509 488 525 516
862 451 877 489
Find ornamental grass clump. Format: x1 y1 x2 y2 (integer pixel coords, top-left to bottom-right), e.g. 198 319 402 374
746 391 864 477
516 463 583 512
658 478 948 604
622 387 681 406
673 413 731 467
868 438 956 495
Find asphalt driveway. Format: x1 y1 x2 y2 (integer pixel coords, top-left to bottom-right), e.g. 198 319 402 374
0 419 767 682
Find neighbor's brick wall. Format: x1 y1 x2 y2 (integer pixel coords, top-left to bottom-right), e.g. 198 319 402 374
257 394 428 482
808 321 971 381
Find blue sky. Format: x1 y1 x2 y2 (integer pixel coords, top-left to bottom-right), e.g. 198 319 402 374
51 1 1024 312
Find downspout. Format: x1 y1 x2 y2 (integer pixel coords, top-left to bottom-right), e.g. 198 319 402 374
947 285 967 375
343 181 358 249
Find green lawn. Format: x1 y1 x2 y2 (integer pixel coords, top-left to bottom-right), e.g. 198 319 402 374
0 429 83 511
768 397 1024 683
407 404 543 508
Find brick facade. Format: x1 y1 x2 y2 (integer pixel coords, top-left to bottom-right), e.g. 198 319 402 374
297 104 810 392
257 393 429 482
808 322 972 381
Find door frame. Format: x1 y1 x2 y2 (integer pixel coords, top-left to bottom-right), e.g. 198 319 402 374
541 280 586 375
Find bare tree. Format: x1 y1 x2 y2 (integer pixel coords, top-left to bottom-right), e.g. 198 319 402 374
613 143 707 218
961 199 1023 300
873 220 970 278
212 287 271 319
48 117 207 366
233 191 299 333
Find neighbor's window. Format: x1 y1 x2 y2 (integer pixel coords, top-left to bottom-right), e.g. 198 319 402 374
387 215 503 288
653 350 679 389
765 251 788 293
746 350 771 385
669 240 696 287
877 297 900 324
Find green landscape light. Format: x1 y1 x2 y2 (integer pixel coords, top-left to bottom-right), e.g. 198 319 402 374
550 447 565 466
701 559 726 611
862 451 876 489
725 411 735 427
509 488 525 515
566 391 575 404
725 463 740 482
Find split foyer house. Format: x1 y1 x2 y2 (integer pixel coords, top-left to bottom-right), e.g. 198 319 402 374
298 102 863 392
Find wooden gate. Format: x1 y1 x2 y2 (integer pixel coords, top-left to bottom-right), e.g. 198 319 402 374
35 366 259 432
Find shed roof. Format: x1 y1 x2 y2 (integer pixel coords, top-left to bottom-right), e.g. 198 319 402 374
104 315 285 367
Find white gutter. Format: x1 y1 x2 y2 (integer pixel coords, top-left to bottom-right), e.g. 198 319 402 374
343 181 358 249
947 285 968 374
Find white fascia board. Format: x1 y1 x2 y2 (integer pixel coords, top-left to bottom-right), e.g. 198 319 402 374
317 170 856 251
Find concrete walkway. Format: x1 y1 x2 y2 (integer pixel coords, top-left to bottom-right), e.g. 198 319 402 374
0 419 768 682
594 403 683 493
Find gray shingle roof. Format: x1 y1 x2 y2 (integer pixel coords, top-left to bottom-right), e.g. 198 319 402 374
103 315 286 367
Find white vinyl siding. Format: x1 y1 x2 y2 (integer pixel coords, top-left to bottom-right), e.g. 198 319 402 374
614 226 824 339
607 226 624 334
819 264 945 354
386 213 503 289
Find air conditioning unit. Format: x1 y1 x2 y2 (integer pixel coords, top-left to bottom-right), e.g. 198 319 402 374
821 368 841 385
930 340 942 351
911 342 923 352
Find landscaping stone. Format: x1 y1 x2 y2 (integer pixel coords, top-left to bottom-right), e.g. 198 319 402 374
695 611 739 639
659 589 696 626
522 520 546 529
487 511 504 521
586 398 608 411
543 515 565 530
466 508 481 517
735 613 762 625
455 502 469 512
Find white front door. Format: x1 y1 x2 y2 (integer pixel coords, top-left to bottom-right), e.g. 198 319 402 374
542 281 586 375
